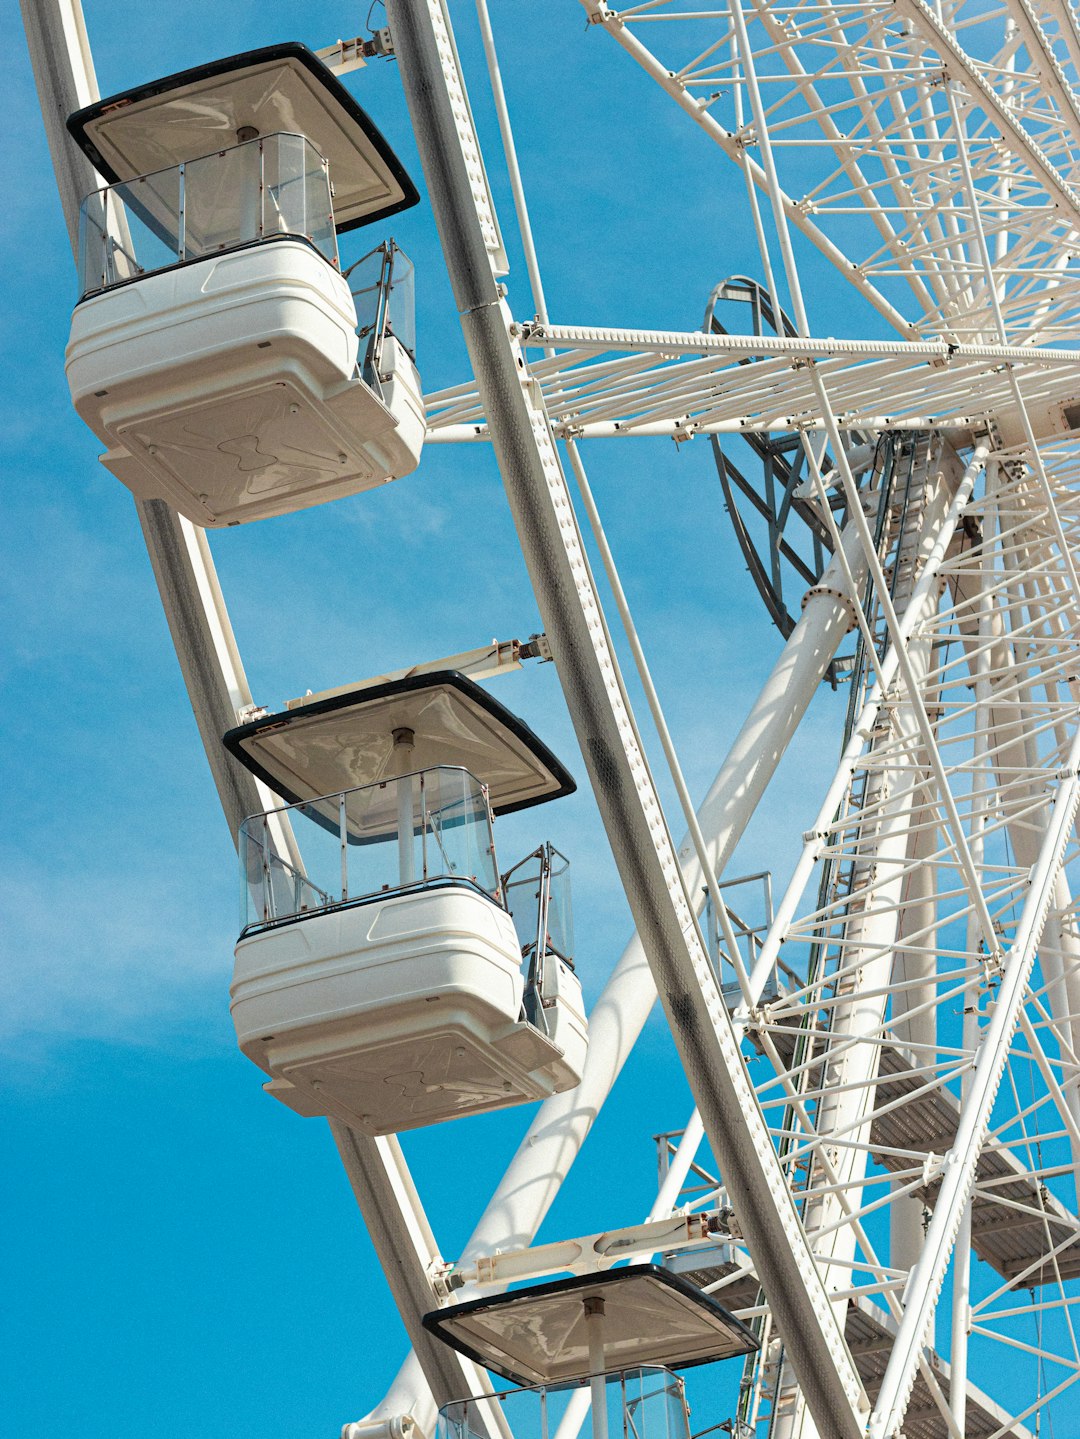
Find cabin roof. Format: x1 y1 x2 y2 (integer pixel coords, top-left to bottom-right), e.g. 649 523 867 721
67 42 419 232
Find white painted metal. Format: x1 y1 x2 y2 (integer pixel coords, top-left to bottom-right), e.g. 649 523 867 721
351 520 872 1431
585 1302 609 1439
21 0 268 840
425 324 1080 444
28 0 1080 1433
452 1211 730 1290
386 4 867 1434
577 0 1080 345
869 760 1080 1430
21 6 525 1427
769 448 957 1439
331 1123 514 1437
491 22 1080 1427
286 636 539 708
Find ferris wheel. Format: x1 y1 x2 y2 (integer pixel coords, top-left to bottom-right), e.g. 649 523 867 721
20 0 1080 1436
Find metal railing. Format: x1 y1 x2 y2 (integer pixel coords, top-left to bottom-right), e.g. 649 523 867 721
345 240 417 386
701 870 797 1007
239 765 499 934
438 1367 690 1439
77 131 338 299
502 842 574 1035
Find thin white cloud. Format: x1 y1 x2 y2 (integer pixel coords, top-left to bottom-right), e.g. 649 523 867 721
0 860 232 1055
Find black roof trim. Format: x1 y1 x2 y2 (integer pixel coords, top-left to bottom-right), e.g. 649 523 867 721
421 1263 759 1388
222 670 577 817
66 42 419 234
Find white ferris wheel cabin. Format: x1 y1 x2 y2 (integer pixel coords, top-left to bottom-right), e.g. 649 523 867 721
64 43 426 526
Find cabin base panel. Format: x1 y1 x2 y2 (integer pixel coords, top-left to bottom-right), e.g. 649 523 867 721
67 241 424 525
231 887 582 1134
263 1010 563 1134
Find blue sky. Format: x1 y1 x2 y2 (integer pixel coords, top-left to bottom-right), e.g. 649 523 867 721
2 4 864 1436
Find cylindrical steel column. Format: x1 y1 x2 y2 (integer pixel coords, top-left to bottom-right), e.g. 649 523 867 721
386 5 866 1432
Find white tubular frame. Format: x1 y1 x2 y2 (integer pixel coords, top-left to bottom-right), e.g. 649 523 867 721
385 2 868 1433
573 6 1080 1431
21 0 499 1420
29 0 1080 1435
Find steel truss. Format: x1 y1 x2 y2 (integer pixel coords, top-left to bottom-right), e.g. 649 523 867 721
569 1 1080 1435
24 0 1080 1436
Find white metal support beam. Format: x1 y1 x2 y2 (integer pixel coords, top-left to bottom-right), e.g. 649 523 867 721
20 5 493 1419
385 2 867 1433
19 0 263 841
458 520 869 1255
363 510 879 1429
868 747 1080 1433
450 1210 732 1291
577 0 917 339
772 448 954 1439
331 1126 507 1419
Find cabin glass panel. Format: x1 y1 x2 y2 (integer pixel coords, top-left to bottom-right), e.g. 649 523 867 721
386 248 416 359
76 131 338 298
545 847 573 961
503 844 574 966
349 241 417 372
239 765 499 933
182 141 261 254
437 1368 691 1439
